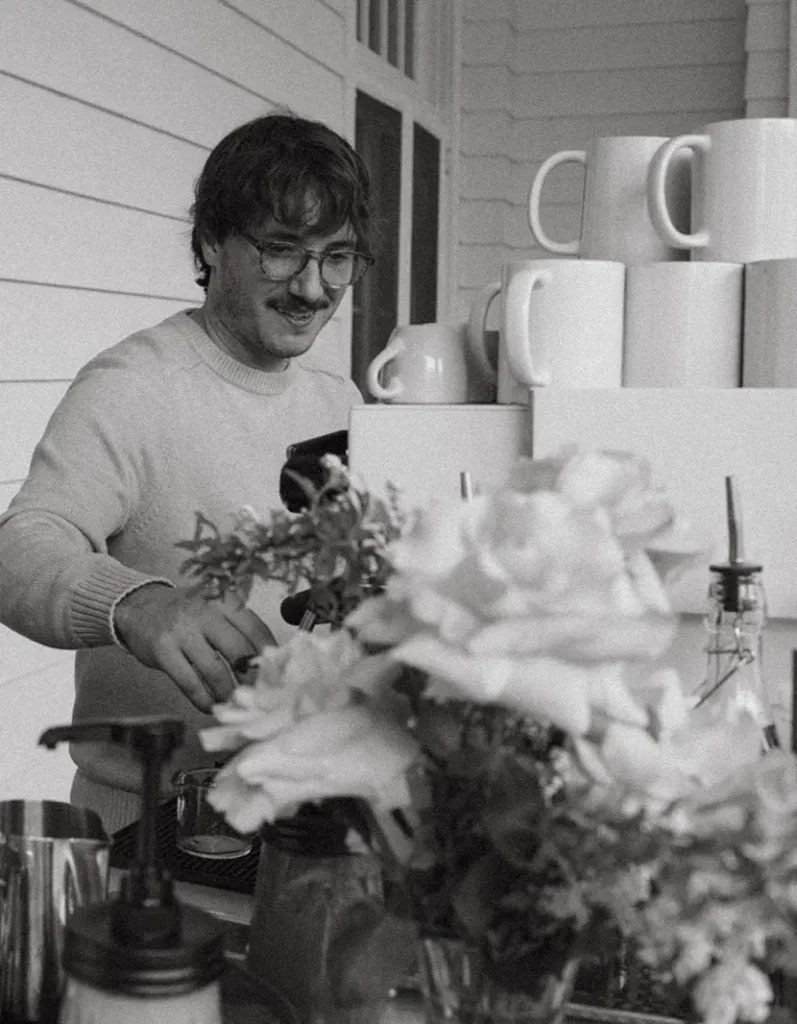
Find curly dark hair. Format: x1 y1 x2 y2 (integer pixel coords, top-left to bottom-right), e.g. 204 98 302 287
190 112 373 291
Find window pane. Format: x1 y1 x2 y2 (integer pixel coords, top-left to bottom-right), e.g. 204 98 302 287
410 123 440 324
353 91 402 402
387 2 399 67
368 0 381 54
404 0 415 78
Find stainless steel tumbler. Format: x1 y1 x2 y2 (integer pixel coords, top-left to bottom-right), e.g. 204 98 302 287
0 800 109 1023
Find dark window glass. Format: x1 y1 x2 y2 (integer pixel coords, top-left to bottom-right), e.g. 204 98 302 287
368 0 381 53
410 123 440 324
405 0 415 78
352 91 402 402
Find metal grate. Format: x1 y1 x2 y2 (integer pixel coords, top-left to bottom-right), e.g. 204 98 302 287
110 797 260 894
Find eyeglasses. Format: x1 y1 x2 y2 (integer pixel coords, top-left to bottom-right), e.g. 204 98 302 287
241 232 374 289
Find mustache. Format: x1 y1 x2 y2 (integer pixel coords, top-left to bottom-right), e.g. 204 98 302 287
268 299 329 315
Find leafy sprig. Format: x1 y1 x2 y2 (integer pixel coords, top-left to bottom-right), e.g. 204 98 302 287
178 456 406 627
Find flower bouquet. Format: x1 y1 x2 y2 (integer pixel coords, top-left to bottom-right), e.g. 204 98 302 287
180 447 796 1024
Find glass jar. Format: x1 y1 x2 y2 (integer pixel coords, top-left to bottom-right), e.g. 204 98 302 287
246 800 390 1023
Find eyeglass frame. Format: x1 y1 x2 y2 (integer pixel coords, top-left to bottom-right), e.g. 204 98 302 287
240 231 374 289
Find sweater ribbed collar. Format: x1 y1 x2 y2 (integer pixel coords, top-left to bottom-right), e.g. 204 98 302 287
175 310 299 396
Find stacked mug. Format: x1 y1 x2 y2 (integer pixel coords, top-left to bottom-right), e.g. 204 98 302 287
513 117 797 393
366 117 797 404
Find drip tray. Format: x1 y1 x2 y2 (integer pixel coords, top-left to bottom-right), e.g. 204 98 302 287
110 797 260 895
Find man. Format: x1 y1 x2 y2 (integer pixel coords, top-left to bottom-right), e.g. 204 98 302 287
0 113 374 832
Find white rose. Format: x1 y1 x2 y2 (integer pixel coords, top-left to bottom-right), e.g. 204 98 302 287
208 704 419 834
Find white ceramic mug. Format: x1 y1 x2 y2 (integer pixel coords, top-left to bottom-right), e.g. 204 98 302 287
528 136 691 264
366 322 469 404
743 259 797 387
623 262 743 388
469 259 625 403
648 118 797 263
467 262 552 404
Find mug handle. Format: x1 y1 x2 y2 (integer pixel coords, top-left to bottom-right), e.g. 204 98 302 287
466 281 501 384
504 267 553 388
647 134 709 250
366 335 405 401
528 150 586 255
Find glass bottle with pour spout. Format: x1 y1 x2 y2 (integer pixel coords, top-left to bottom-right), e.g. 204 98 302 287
692 477 780 751
39 717 225 1024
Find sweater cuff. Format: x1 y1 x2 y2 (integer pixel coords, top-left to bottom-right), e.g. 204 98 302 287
71 562 175 648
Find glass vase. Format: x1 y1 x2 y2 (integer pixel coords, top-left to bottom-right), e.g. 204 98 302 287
417 936 580 1024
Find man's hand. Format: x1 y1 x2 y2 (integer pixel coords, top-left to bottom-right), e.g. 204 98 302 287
113 584 275 712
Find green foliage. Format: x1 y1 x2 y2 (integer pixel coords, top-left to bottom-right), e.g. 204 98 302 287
178 456 406 627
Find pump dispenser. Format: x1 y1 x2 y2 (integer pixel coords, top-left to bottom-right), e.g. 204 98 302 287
39 716 225 1024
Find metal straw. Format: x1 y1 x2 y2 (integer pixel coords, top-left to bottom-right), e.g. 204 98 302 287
460 471 474 502
725 475 743 563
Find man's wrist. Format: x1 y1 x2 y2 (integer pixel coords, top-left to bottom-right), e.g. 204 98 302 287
110 579 175 650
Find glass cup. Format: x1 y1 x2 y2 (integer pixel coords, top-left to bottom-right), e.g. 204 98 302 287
172 767 253 860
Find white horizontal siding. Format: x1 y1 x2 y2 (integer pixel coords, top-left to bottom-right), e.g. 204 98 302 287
0 382 71 482
1 74 208 219
514 0 745 30
79 0 346 128
3 1 279 146
0 656 76 802
744 0 789 115
457 0 746 304
513 20 746 74
0 284 191 381
2 179 197 298
512 66 744 118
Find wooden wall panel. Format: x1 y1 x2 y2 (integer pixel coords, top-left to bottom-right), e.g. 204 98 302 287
2 179 199 299
1 0 279 147
745 50 789 99
0 74 207 219
32 0 345 133
0 657 75 802
512 66 745 119
514 20 745 74
0 627 73 689
0 485 21 514
746 1 789 50
0 283 191 381
0 382 71 483
82 0 347 92
516 0 745 31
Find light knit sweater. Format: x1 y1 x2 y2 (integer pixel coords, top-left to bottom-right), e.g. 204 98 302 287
0 310 361 807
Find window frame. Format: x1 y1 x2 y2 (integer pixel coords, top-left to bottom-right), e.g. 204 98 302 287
341 0 461 330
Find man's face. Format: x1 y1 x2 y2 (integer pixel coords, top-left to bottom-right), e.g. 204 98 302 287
200 212 355 370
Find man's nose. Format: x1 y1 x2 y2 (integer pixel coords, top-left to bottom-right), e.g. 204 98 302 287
288 256 326 302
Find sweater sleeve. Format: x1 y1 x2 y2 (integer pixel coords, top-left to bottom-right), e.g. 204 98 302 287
0 358 173 649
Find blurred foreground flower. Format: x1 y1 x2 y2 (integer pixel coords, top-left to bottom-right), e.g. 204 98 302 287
186 446 797 1024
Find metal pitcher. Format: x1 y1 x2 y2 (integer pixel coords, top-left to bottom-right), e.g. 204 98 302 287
0 800 109 1023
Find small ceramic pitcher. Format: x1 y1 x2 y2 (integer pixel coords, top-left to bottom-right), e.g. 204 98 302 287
366 322 469 404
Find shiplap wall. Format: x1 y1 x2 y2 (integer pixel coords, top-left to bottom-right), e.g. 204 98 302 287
745 0 790 116
455 0 748 320
0 0 352 800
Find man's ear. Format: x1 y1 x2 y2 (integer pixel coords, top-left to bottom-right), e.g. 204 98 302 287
199 236 221 269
